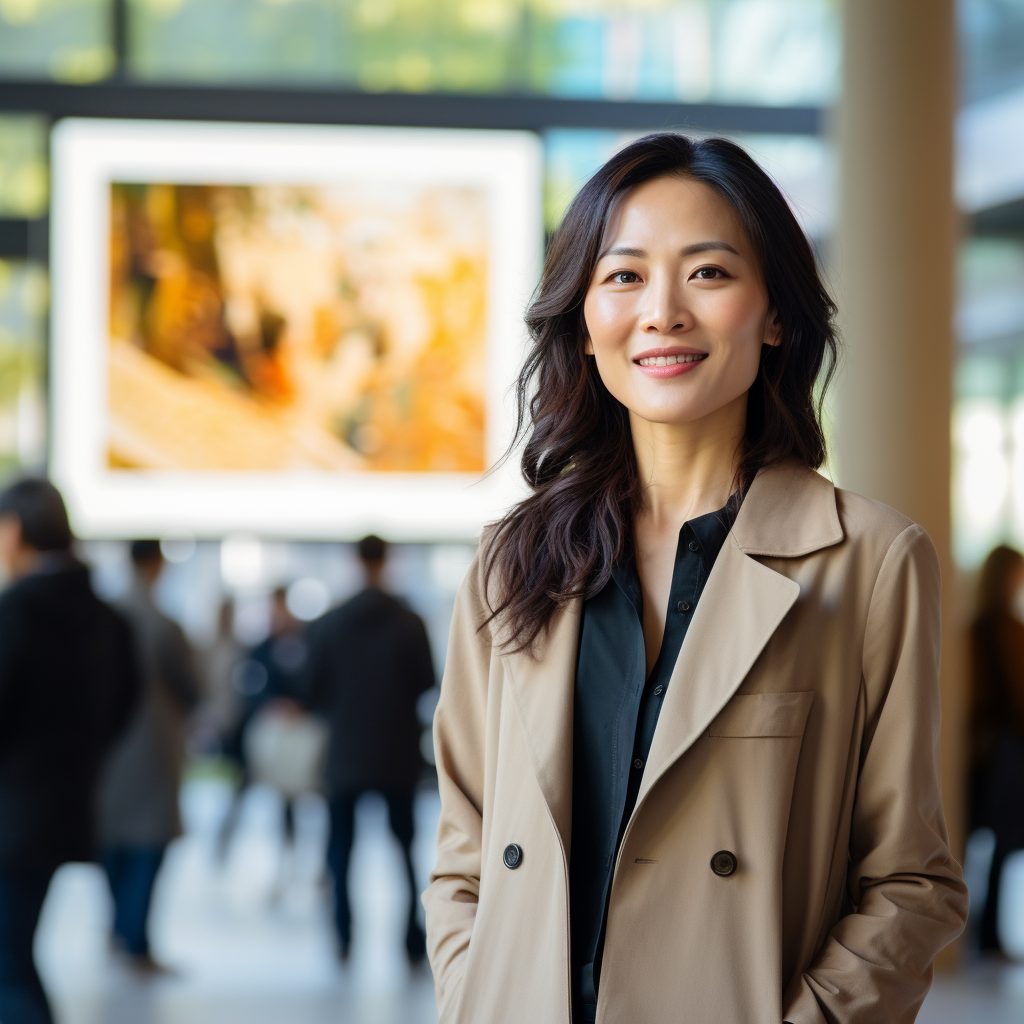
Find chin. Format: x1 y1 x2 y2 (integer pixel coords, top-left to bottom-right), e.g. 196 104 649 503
629 400 708 426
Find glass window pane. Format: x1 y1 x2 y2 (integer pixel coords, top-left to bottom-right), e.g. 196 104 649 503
0 115 49 217
961 0 1024 103
0 260 47 476
543 128 833 236
127 0 839 105
0 0 113 82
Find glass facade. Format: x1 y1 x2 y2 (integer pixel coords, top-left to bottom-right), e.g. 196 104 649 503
0 0 840 105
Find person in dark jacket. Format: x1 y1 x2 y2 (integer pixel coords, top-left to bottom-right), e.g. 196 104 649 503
970 544 1024 953
304 535 435 963
96 540 202 971
0 479 137 1024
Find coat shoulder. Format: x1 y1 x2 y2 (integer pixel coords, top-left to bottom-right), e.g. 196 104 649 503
832 486 937 582
833 486 917 548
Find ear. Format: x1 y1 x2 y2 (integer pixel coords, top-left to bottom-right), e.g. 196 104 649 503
584 335 594 355
763 310 782 348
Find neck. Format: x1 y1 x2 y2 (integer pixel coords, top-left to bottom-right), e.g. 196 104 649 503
630 392 746 533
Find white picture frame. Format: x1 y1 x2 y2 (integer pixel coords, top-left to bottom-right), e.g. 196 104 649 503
50 118 543 541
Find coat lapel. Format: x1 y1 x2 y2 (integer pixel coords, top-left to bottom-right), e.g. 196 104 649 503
504 597 581 856
633 462 843 814
634 533 800 810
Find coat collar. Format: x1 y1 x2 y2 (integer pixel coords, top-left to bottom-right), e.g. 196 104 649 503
503 460 844 858
732 460 844 557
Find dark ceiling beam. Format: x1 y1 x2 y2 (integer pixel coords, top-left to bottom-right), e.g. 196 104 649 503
0 218 46 261
0 79 823 135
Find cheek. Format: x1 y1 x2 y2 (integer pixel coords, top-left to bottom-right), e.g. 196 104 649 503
583 291 633 349
697 288 766 337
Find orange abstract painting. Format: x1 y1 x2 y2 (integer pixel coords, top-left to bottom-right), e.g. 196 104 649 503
108 182 488 473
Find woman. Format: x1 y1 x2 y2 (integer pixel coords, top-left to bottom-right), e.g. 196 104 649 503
424 134 967 1024
970 544 1024 953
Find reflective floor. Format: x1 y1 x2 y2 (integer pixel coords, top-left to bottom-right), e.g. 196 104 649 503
37 779 439 1024
32 777 1022 1024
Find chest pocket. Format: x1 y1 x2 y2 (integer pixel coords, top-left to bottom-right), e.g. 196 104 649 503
707 691 814 738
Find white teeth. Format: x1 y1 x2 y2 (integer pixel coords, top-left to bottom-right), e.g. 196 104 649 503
637 354 705 367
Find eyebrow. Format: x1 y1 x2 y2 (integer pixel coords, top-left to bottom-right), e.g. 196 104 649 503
599 240 741 260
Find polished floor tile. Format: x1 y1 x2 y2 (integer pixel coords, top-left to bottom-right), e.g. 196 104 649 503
36 780 439 1024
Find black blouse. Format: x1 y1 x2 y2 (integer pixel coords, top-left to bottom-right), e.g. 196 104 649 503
569 491 743 1023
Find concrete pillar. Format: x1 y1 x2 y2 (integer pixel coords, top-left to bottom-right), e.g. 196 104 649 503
835 0 963 878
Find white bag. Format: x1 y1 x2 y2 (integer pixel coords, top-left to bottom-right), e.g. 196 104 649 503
243 705 329 798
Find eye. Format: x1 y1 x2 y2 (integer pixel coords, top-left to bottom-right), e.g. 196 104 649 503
607 270 641 285
691 265 728 280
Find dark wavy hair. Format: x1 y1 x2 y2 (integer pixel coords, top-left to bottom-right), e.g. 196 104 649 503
484 133 838 652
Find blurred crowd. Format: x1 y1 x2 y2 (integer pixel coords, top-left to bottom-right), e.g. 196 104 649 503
0 479 436 1024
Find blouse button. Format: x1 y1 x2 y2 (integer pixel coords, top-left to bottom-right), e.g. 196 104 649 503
653 685 664 697
677 600 692 614
688 540 700 552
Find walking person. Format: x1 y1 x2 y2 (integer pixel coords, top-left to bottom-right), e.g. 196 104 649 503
424 134 968 1023
304 536 435 963
217 588 309 865
969 545 1024 953
96 540 202 972
0 479 138 1024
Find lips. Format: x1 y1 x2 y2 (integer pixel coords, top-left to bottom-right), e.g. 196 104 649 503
630 347 708 379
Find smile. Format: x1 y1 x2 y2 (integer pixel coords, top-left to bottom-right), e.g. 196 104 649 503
635 354 707 367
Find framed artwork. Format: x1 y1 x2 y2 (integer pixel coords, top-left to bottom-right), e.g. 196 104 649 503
50 118 542 539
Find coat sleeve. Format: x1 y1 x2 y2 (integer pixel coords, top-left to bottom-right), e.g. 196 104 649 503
406 613 437 700
0 598 28 752
158 618 203 714
784 525 969 1024
422 550 493 1020
106 605 142 747
300 617 331 713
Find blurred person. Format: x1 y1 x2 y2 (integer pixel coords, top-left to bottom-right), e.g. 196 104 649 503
96 540 201 972
217 588 310 864
0 479 137 1024
304 535 435 964
970 544 1024 953
425 135 967 1024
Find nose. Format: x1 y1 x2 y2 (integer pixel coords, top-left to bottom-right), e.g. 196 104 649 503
638 273 689 335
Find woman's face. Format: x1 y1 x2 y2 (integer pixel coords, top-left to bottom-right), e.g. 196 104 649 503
583 175 779 428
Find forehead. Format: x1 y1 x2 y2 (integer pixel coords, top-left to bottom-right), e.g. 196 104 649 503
601 175 748 249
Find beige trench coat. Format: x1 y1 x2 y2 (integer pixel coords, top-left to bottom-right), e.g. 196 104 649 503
424 461 968 1024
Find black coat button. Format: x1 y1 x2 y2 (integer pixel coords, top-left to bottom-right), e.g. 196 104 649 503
688 540 700 552
503 843 523 869
676 600 692 614
710 850 737 877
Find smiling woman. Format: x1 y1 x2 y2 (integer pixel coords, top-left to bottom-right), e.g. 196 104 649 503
423 134 967 1024
489 135 835 652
